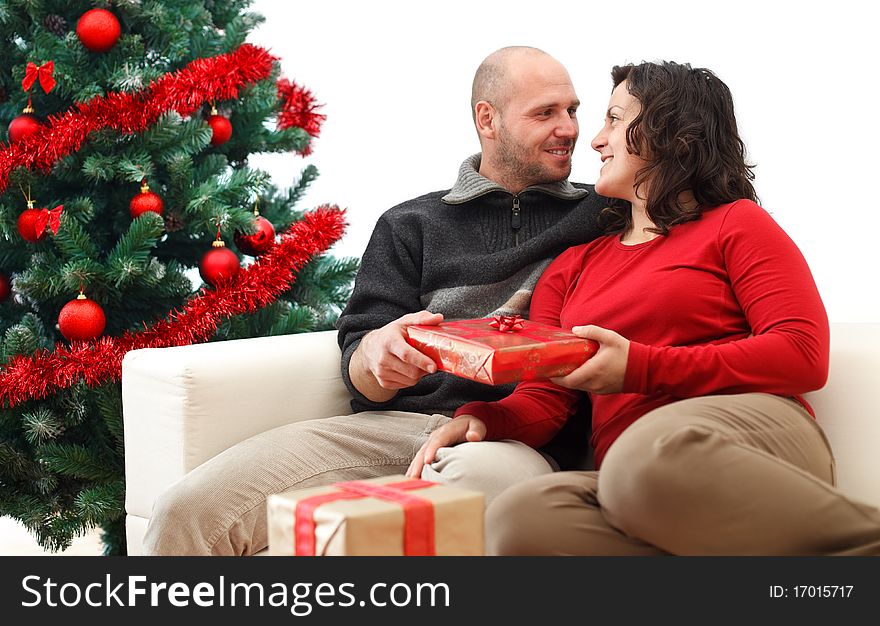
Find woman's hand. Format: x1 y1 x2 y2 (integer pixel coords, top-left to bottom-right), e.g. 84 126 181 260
405 416 487 478
551 325 630 394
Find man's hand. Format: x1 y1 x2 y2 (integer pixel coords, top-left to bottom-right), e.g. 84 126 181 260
350 310 443 402
550 325 629 394
405 416 487 478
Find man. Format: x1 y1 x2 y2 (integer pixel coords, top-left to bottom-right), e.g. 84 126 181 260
144 46 605 555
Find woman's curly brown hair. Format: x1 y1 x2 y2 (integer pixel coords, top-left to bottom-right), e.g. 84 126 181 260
600 62 758 235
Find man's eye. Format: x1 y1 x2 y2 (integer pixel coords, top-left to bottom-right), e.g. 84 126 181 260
568 108 578 116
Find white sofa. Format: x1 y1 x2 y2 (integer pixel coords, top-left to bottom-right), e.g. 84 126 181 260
121 324 880 555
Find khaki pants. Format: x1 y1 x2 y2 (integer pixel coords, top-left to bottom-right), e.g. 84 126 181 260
143 411 554 555
487 393 880 555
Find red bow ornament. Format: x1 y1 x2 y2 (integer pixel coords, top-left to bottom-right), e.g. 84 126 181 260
489 314 525 332
22 61 56 94
34 205 64 238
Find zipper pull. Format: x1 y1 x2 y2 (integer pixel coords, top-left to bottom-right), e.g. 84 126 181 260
511 195 521 230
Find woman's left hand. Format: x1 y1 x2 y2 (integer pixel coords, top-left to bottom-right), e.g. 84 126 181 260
405 415 487 479
551 325 630 394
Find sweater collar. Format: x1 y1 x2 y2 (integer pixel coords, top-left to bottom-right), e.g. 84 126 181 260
441 153 588 204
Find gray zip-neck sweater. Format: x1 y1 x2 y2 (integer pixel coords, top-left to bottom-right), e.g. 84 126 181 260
337 154 606 414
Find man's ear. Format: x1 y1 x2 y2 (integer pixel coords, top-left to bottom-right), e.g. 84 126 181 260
474 101 497 140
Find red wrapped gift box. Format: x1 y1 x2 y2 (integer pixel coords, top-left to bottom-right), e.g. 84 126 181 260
405 316 598 385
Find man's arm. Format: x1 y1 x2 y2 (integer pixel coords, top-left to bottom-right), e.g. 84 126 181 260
349 339 396 403
348 311 443 403
337 213 441 406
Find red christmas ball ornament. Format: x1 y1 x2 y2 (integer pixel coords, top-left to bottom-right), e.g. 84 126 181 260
234 216 276 256
76 8 121 53
0 272 11 303
208 111 233 146
58 293 106 341
199 239 240 286
130 179 165 218
17 207 46 242
16 202 62 242
8 112 42 143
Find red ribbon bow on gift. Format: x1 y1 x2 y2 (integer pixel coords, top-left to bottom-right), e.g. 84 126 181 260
489 314 525 332
33 205 64 239
22 61 56 94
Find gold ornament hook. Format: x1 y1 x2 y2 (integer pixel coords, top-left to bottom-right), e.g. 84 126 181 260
20 183 34 208
213 217 224 246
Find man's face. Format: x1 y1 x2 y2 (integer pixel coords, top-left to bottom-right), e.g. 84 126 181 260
490 57 580 190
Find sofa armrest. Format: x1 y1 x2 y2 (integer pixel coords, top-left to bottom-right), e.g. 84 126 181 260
122 330 352 526
805 323 880 508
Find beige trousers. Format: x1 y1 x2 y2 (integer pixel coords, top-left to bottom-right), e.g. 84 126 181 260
487 393 880 555
143 411 555 555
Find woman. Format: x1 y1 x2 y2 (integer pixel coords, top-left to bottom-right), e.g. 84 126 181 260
407 61 880 555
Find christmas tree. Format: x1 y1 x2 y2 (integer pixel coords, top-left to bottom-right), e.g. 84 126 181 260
0 0 357 554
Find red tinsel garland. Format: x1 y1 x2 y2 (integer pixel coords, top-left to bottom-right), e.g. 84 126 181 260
277 78 326 156
0 44 278 193
0 207 346 407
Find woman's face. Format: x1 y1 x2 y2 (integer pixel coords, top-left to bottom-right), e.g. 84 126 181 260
591 81 644 203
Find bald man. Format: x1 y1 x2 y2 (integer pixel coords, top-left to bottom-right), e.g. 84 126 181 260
144 47 606 555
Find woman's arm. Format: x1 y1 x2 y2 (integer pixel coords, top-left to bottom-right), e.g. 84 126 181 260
455 247 586 448
624 200 829 397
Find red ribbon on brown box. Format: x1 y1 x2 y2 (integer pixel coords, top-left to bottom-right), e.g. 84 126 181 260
294 479 437 556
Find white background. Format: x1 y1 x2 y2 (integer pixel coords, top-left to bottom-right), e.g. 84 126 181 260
248 0 879 323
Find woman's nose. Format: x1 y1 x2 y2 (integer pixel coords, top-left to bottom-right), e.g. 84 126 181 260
591 129 606 152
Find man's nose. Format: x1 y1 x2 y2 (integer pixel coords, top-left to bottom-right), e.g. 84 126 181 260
555 114 578 139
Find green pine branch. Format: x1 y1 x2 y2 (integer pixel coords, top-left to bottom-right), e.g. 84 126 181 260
75 480 125 526
82 154 119 182
116 148 155 183
105 212 164 288
2 312 52 359
61 195 97 225
287 164 320 207
39 510 92 553
53 215 101 260
93 382 125 456
59 257 107 295
0 441 34 481
290 255 359 310
56 380 90 428
269 304 319 336
38 442 119 482
22 407 65 445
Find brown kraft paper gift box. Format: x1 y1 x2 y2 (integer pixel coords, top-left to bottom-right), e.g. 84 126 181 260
267 475 484 556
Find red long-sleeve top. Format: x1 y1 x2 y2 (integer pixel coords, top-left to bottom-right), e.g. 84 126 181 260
456 200 830 467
